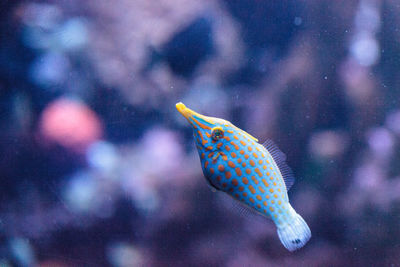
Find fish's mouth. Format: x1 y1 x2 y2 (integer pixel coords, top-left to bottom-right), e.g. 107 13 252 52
176 102 214 129
175 102 192 119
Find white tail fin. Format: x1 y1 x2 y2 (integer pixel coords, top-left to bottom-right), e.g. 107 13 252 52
277 212 311 251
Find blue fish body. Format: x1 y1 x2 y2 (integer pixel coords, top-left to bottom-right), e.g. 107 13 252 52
176 102 311 251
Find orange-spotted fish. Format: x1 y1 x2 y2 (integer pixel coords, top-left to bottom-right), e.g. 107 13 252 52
176 102 311 251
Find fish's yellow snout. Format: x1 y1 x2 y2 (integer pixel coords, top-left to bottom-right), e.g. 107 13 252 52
175 102 186 115
176 102 202 121
175 102 215 129
175 102 191 120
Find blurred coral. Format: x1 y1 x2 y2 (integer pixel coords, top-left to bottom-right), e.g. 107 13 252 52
38 98 103 152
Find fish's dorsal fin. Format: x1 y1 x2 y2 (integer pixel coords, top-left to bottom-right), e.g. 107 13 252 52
263 140 295 191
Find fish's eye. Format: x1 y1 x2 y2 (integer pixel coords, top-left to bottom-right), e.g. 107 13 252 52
211 126 224 141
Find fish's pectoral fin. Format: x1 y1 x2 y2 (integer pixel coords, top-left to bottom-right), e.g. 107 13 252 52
263 139 295 191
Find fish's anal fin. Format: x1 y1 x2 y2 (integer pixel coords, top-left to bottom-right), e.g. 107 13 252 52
204 175 221 192
217 192 270 224
262 140 295 191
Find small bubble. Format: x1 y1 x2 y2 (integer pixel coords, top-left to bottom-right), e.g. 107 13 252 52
324 76 328 80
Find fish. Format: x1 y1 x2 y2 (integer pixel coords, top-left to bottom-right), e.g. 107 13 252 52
176 102 311 251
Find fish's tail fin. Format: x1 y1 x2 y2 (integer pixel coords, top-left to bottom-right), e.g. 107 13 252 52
277 212 311 251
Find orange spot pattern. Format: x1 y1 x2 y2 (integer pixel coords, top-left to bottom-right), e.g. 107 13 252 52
235 168 242 176
218 165 225 172
255 168 263 177
204 133 288 220
230 141 239 150
251 176 259 184
198 131 207 145
192 117 211 130
249 185 256 194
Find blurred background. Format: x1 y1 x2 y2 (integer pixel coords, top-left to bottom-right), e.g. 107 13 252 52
1 0 400 266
